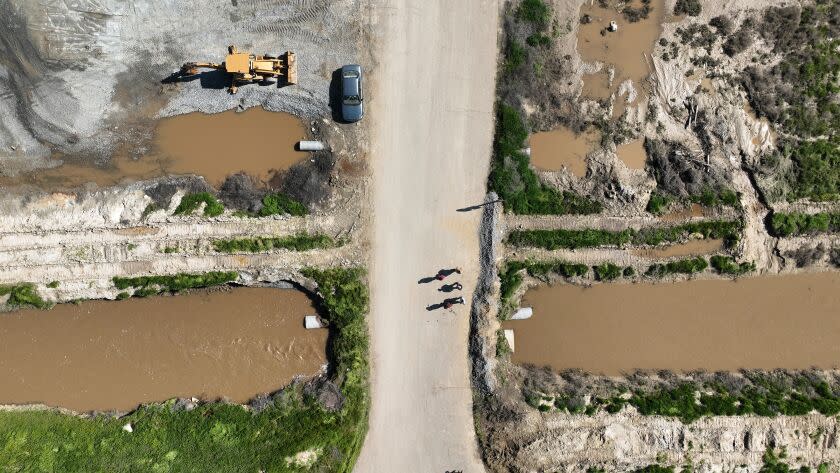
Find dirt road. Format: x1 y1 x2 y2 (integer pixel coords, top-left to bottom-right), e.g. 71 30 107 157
356 0 499 471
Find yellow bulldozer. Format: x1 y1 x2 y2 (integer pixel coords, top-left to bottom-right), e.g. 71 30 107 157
180 45 297 94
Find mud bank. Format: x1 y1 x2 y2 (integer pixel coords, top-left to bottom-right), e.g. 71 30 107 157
0 287 326 412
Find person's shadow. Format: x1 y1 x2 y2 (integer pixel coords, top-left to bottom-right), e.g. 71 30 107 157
426 302 445 311
418 276 437 284
438 283 461 293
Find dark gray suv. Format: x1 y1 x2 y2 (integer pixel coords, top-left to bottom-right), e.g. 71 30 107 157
340 64 363 122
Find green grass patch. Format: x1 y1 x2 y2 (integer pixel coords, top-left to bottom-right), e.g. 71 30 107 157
645 257 708 277
174 193 224 217
646 192 671 215
507 221 742 250
496 329 512 358
162 246 179 254
259 193 307 217
46 281 60 289
113 271 238 297
689 187 740 208
212 234 338 253
634 466 674 473
489 104 602 215
0 283 52 310
517 0 550 29
783 140 840 201
0 268 369 473
593 262 622 281
710 255 756 275
770 211 840 237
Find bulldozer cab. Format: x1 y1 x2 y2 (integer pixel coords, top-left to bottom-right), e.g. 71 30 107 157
224 53 251 75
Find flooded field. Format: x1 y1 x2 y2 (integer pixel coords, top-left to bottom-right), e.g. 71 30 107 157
504 272 840 374
0 287 326 412
631 238 723 259
530 127 599 176
615 139 646 170
2 108 307 189
660 203 708 222
577 0 665 105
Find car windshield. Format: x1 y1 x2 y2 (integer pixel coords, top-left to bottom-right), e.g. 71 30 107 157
342 70 359 78
343 95 361 105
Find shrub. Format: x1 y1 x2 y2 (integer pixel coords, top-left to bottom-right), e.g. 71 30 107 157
0 284 51 310
212 234 337 253
259 192 307 217
646 192 670 215
646 257 708 277
496 330 512 357
174 192 224 217
674 0 701 16
46 281 60 289
115 291 130 300
709 15 734 36
623 0 652 23
517 0 551 28
623 266 635 277
526 33 552 47
787 140 840 201
723 27 753 56
507 221 742 249
489 104 602 215
710 255 756 275
770 212 840 237
593 263 622 281
113 271 238 293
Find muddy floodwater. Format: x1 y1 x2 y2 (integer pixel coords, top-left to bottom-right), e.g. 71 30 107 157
632 238 723 259
0 288 326 412
3 108 307 189
504 272 840 374
578 0 665 106
530 127 599 176
616 139 647 170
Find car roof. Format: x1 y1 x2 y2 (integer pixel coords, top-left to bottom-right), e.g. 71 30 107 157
341 65 362 96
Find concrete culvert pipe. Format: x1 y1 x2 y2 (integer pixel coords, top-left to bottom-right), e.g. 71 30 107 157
297 141 325 151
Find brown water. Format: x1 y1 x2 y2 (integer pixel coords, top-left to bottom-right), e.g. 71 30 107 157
616 139 647 169
581 72 612 100
577 0 665 104
504 272 840 374
530 127 600 176
0 287 327 412
631 238 723 259
660 203 707 222
3 108 307 189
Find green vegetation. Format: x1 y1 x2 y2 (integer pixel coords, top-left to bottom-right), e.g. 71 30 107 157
525 33 551 47
674 0 701 16
517 0 550 28
0 267 369 473
634 466 674 473
593 262 622 281
141 203 159 219
212 234 338 253
782 140 840 201
690 187 739 208
46 281 60 289
115 291 130 300
259 193 307 217
489 104 602 215
623 0 652 23
646 257 708 277
569 375 840 423
770 211 840 237
646 192 671 215
113 271 238 297
162 246 179 254
710 255 755 275
743 5 840 202
496 329 512 357
174 193 224 217
507 220 742 250
0 283 51 310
